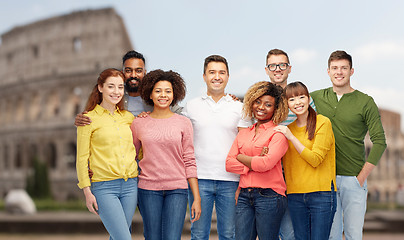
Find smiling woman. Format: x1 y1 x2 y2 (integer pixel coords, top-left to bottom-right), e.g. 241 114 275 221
130 69 201 239
274 81 337 240
226 81 289 240
76 68 138 240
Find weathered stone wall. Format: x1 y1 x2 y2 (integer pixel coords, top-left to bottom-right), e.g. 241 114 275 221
0 8 132 201
367 109 404 204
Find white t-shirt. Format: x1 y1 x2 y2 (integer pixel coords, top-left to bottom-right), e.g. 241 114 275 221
182 94 252 182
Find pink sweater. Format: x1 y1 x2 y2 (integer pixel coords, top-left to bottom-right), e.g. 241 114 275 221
131 114 197 190
226 120 288 196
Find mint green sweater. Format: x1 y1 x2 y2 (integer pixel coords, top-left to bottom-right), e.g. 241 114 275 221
311 87 386 176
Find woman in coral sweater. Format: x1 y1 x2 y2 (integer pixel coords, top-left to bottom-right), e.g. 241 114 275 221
226 81 289 240
274 81 337 240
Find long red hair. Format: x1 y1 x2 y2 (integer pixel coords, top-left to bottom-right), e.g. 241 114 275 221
84 68 125 112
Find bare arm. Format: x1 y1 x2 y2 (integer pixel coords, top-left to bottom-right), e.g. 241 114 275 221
236 154 252 169
188 177 201 222
83 187 98 215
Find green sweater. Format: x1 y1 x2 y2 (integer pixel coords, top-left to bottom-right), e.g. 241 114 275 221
310 87 386 176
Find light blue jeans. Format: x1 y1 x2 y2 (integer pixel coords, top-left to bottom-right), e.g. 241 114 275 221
138 188 188 240
90 178 138 240
188 179 239 240
329 175 368 240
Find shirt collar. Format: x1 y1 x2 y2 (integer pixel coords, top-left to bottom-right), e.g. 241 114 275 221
201 93 232 102
94 104 123 116
250 120 276 130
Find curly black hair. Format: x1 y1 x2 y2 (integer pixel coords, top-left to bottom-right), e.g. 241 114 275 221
139 69 186 106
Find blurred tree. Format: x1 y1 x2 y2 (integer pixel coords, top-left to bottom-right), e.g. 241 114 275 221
26 157 51 199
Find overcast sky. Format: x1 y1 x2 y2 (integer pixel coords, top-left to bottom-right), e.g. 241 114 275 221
1 0 404 129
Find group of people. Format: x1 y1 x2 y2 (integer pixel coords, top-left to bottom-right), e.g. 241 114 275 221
75 48 386 240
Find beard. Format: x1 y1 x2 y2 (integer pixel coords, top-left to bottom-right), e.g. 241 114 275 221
125 77 141 93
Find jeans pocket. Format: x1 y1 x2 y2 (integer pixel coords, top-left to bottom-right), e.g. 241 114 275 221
90 181 107 193
258 188 277 198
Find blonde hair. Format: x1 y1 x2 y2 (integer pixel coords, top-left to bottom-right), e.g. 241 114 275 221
243 81 288 125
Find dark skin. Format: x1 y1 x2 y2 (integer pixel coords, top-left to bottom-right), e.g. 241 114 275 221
74 94 239 126
82 93 240 178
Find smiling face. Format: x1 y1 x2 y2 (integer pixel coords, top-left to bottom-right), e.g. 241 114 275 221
98 76 125 109
123 58 146 93
203 61 229 97
328 59 354 89
252 95 276 124
150 80 173 109
265 54 291 88
287 94 310 117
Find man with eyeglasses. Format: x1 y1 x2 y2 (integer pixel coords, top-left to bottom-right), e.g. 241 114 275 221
266 49 300 240
246 49 316 240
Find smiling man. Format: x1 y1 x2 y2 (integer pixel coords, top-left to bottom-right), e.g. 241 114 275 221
74 50 182 126
182 55 251 240
311 50 386 240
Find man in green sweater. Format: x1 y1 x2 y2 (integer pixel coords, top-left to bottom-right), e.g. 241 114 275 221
310 50 386 240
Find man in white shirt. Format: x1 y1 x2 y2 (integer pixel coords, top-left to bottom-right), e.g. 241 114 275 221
182 55 251 240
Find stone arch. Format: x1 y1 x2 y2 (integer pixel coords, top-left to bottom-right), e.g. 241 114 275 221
66 87 82 118
3 144 9 169
46 91 60 119
66 142 77 169
28 143 39 168
15 143 22 169
45 142 57 169
29 92 41 121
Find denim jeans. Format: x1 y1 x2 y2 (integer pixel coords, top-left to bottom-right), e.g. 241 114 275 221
91 178 138 240
248 205 295 240
138 188 188 240
329 175 368 240
188 179 239 240
236 188 286 240
288 187 336 240
279 206 295 240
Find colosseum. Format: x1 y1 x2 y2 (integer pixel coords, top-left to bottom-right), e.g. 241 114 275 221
0 7 133 201
0 7 403 204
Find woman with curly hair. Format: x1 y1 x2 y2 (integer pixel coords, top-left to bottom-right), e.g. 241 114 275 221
130 69 201 239
76 68 138 240
226 81 289 240
274 81 336 240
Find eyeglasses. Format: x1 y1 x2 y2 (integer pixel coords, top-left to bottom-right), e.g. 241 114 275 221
266 63 289 71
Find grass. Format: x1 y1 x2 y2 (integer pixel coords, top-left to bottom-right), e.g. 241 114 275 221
0 198 87 211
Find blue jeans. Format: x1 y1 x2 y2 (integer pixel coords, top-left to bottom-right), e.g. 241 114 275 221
236 188 286 240
279 206 295 240
138 188 188 240
248 205 295 240
91 178 138 240
188 179 239 240
329 175 368 240
288 187 336 240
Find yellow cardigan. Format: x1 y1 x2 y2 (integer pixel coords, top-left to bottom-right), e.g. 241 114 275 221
283 114 336 194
